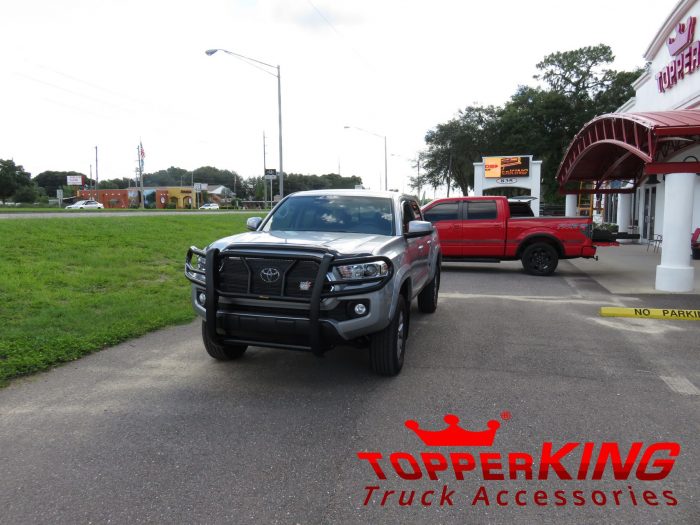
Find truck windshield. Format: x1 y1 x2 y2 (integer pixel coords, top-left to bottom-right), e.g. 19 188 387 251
263 195 395 236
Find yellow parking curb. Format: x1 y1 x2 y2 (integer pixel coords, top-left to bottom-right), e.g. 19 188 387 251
600 307 700 320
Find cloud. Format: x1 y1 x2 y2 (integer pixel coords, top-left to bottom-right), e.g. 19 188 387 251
270 0 364 31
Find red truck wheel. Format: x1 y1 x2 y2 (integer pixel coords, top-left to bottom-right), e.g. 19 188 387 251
521 242 559 276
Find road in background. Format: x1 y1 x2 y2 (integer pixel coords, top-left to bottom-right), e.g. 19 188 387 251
0 210 259 219
0 260 698 524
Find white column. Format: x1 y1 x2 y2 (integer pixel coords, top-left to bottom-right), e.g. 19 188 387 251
655 172 696 292
616 193 632 241
473 163 484 196
565 194 577 216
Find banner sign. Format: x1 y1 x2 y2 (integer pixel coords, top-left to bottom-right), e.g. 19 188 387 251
484 157 530 178
66 175 83 186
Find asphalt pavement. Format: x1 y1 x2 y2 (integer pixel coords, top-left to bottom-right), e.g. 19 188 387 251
0 258 698 524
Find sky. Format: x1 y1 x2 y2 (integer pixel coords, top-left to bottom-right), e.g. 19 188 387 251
0 0 680 195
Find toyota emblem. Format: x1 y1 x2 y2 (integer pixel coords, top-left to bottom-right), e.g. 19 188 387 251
260 267 281 283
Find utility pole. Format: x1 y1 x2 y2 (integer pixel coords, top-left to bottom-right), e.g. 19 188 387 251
263 131 268 207
137 146 144 209
94 146 99 193
277 64 284 199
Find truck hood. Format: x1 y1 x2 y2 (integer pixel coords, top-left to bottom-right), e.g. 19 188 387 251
208 230 394 256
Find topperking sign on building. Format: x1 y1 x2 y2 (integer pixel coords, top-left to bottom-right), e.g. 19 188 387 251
656 15 699 93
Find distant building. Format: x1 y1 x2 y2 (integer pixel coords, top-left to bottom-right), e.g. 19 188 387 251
78 186 195 209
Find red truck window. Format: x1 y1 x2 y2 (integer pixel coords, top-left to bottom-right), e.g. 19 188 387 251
424 202 459 222
466 201 497 220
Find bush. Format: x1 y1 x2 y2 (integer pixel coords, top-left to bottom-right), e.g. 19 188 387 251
594 223 619 233
13 185 38 203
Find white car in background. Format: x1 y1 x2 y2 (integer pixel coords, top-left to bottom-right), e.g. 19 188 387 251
65 200 104 210
199 203 220 210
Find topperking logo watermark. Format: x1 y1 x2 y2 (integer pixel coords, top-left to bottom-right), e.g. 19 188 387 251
356 412 680 508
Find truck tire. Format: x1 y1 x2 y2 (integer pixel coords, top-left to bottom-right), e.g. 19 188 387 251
370 297 407 376
521 242 559 276
417 266 440 313
201 321 247 360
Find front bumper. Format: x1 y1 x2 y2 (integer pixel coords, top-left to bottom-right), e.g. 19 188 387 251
185 245 394 354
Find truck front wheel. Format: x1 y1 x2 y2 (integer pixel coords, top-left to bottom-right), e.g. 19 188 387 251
201 321 247 360
521 242 559 276
370 298 407 376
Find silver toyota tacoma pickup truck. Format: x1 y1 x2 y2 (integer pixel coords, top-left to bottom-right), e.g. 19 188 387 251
185 190 441 376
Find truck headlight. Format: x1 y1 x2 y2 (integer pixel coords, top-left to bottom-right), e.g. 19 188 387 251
335 261 389 280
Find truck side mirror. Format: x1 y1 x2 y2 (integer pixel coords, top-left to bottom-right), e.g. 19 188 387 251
246 217 263 231
405 220 433 238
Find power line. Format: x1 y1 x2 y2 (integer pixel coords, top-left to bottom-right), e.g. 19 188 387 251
305 0 377 73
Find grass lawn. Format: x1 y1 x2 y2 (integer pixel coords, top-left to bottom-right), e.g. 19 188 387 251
0 214 256 386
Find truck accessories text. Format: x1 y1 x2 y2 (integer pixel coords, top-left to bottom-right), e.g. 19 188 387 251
356 414 681 509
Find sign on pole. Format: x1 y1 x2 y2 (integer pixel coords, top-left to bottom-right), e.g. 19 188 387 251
484 157 530 178
67 175 83 186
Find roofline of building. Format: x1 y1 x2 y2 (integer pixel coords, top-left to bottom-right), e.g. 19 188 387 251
643 0 695 61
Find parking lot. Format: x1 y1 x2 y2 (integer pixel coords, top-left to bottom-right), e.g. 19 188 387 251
0 251 698 524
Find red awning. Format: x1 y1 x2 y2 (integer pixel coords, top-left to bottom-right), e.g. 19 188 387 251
556 110 700 194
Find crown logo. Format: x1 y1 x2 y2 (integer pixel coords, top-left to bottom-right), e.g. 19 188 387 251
667 16 696 56
405 414 501 447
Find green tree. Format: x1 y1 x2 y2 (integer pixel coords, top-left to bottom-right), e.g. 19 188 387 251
283 173 363 194
414 44 642 202
97 180 121 190
13 185 38 203
495 87 581 200
34 171 86 197
0 159 32 204
416 106 499 196
534 44 616 100
593 68 644 113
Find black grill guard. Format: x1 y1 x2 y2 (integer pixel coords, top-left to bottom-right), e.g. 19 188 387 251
185 244 393 355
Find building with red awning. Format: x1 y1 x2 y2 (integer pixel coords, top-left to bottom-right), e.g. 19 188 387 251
556 0 700 292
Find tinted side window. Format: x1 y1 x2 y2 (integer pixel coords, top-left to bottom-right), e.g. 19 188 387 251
509 202 534 217
410 200 423 221
466 201 497 220
401 201 417 233
424 203 459 222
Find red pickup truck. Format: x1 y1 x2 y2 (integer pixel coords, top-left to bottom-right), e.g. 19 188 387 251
421 196 597 276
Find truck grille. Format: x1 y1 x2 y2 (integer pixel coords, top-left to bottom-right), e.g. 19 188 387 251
218 256 325 299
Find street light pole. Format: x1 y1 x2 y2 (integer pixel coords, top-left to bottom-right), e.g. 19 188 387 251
383 135 387 192
205 48 284 198
344 126 388 191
